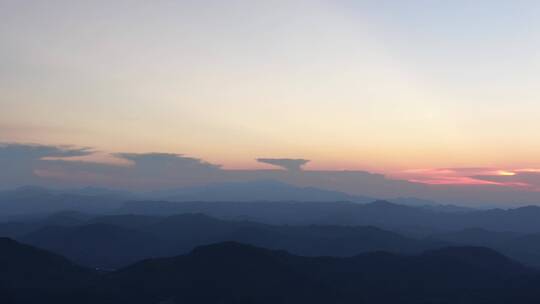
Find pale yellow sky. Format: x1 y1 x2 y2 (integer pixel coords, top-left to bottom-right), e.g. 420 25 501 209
2 0 540 173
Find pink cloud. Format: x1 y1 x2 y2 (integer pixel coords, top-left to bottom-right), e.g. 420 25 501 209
397 167 540 189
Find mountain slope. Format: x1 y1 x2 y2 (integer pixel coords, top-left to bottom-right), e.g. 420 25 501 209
1 240 540 303
92 242 336 304
22 224 164 269
429 229 540 268
83 242 538 304
17 213 443 268
0 238 92 289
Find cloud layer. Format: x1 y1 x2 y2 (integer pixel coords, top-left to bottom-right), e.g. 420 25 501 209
473 170 540 190
0 143 93 188
398 167 540 190
3 142 540 206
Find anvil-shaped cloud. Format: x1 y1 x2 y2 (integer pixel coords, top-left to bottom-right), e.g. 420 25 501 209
256 158 310 171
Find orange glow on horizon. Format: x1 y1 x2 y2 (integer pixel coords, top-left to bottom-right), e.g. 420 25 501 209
393 167 540 189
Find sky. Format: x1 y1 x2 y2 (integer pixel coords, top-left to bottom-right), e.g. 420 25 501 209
2 1 540 204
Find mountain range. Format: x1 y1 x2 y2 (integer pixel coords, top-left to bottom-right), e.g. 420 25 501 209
2 238 540 304
0 181 472 218
12 213 442 268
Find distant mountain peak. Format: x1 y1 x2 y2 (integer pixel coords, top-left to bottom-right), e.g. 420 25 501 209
149 180 375 203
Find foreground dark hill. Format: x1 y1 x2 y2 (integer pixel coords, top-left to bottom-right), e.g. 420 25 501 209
2 239 540 303
0 238 93 304
18 213 443 268
82 242 539 304
0 238 91 289
91 242 336 304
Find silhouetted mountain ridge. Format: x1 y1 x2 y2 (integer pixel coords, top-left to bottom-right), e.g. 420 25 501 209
120 200 540 232
85 242 540 304
2 238 540 303
0 237 91 289
17 213 444 268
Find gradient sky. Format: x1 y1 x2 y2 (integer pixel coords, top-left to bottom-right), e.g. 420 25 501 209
2 1 540 182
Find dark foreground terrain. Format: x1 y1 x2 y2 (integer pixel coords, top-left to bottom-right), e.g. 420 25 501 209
2 237 540 304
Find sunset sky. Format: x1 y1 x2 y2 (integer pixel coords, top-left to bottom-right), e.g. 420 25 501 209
2 1 540 195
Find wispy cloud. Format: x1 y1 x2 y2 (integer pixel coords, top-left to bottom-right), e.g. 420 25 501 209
472 170 540 190
398 167 540 190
